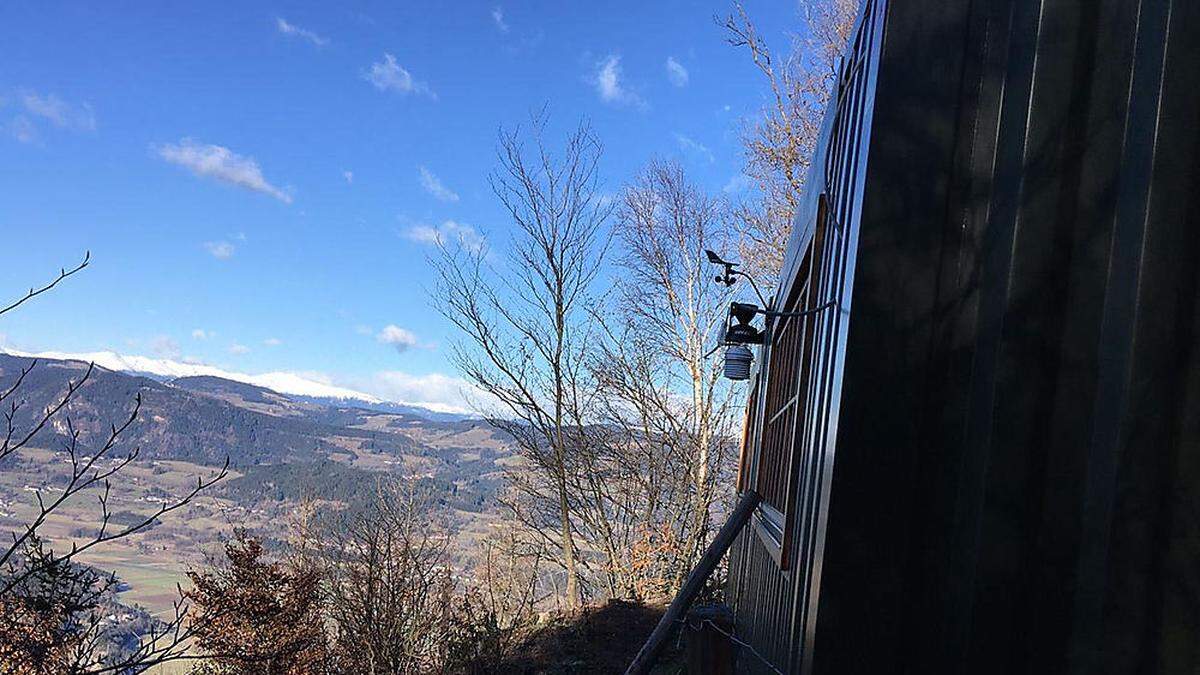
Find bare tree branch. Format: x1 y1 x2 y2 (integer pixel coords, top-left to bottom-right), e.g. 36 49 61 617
0 251 89 317
0 255 229 672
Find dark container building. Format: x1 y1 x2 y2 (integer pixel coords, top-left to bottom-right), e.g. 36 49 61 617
725 0 1200 672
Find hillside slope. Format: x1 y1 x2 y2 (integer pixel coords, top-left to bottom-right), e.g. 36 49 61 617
0 353 513 503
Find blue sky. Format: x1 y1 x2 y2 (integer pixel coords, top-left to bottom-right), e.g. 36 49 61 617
0 1 799 411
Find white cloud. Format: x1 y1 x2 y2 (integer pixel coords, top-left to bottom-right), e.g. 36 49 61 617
191 328 213 340
10 116 36 143
368 370 493 415
364 53 435 98
276 17 328 47
203 241 236 259
592 55 646 109
418 166 459 202
150 335 180 359
674 133 714 163
723 174 755 194
21 92 95 131
263 337 282 347
343 170 353 184
376 325 420 353
404 220 484 252
228 343 251 355
491 6 510 32
665 57 689 87
158 139 292 203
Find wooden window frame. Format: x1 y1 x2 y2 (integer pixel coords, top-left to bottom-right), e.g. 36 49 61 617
745 194 833 570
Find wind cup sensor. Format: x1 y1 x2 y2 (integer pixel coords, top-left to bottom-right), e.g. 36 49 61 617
704 250 766 381
700 248 835 381
702 250 837 381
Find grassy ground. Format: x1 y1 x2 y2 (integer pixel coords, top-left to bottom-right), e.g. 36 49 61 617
0 449 256 619
81 549 191 617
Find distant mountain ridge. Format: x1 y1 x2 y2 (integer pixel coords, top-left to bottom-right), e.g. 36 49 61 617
0 353 512 508
0 347 471 420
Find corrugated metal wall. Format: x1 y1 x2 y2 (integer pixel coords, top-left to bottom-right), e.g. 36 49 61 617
728 0 1200 672
726 1 886 672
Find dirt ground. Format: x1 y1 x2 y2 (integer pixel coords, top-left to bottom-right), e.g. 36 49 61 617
489 599 685 674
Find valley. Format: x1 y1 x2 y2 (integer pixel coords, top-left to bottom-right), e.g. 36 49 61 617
0 352 519 623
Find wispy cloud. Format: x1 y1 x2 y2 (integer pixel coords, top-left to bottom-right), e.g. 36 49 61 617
418 166 459 202
364 53 435 98
367 370 492 415
723 174 755 194
275 17 328 47
21 92 96 131
9 116 36 143
674 133 714 163
203 241 236 259
158 139 292 203
263 337 282 347
7 91 95 143
191 328 213 340
403 220 484 252
376 325 420 353
150 335 180 359
342 169 354 184
228 343 251 355
665 56 689 87
491 6 510 32
592 55 647 109
591 55 647 110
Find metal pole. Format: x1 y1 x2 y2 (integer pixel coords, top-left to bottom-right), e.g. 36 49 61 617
625 490 762 675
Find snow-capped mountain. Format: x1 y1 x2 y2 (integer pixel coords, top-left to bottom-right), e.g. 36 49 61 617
1 347 381 402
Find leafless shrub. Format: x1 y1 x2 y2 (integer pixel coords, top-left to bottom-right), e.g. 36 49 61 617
323 482 459 673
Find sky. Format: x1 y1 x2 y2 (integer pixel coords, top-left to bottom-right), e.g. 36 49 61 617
0 1 801 413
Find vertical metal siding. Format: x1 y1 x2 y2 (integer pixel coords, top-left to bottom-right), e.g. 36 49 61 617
727 0 1200 672
726 1 886 672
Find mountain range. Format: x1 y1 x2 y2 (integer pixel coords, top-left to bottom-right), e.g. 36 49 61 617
0 352 514 510
0 347 470 419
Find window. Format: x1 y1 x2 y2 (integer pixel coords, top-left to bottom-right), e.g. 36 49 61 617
736 374 759 495
747 195 834 569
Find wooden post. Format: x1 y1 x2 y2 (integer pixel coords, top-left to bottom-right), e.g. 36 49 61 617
686 604 738 674
625 490 761 675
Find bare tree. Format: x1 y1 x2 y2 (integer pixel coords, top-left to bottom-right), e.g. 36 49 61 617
322 482 459 673
589 160 738 596
721 0 857 284
432 113 613 609
0 253 228 674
